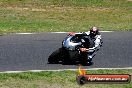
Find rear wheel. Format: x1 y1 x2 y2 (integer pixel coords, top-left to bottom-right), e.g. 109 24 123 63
62 51 69 65
80 53 87 65
48 48 62 64
80 53 92 66
80 58 88 66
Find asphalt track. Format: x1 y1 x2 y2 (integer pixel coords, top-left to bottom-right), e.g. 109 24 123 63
0 32 132 71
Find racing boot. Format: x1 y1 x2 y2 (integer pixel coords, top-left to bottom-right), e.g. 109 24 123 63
88 56 92 62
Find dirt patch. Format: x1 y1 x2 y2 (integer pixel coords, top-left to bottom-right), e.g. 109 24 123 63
5 6 112 12
6 7 47 12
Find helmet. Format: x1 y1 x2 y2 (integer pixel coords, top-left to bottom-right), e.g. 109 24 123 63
89 27 99 37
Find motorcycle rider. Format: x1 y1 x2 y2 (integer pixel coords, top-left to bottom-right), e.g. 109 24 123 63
69 26 102 64
86 27 102 62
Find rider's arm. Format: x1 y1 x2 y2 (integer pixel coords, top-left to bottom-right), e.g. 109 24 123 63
89 34 101 51
94 35 102 49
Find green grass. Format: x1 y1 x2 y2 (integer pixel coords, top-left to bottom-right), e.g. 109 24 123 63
0 69 132 88
0 0 132 33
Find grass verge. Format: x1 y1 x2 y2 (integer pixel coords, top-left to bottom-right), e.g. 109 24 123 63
0 0 132 34
0 69 132 88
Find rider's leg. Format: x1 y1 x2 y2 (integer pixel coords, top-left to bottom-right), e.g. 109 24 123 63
87 50 95 62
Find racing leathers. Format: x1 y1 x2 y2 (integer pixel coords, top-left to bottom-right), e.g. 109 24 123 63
71 31 102 63
76 31 102 63
85 31 102 62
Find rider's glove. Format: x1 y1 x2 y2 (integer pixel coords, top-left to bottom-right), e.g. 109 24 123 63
88 47 96 52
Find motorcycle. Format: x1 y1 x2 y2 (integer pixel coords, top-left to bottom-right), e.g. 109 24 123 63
48 32 101 65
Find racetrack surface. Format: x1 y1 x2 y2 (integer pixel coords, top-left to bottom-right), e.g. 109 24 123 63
0 32 132 71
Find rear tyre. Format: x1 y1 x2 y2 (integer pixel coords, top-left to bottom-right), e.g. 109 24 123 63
80 53 92 66
80 58 88 66
80 53 87 65
62 53 69 65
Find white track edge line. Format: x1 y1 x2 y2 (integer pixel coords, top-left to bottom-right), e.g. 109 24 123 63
15 33 36 34
51 31 113 33
0 67 132 73
15 31 113 35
